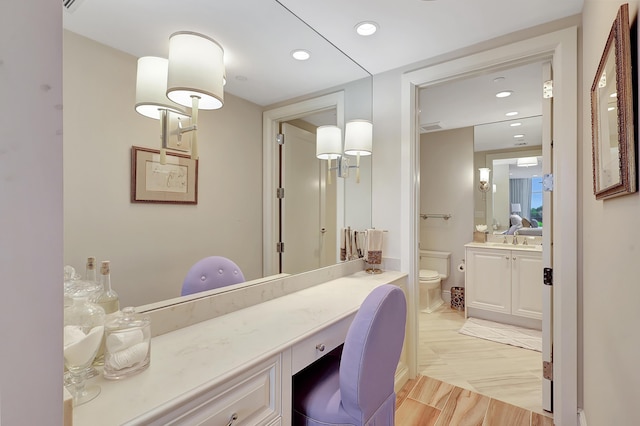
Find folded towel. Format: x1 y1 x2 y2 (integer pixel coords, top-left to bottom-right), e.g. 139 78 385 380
365 229 383 265
106 341 149 371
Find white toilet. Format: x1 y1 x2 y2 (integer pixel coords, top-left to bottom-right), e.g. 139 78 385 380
419 250 451 313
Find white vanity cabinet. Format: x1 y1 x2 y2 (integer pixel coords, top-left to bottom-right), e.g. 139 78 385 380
465 244 542 328
73 271 408 426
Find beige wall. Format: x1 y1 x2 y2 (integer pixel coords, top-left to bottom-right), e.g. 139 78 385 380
580 1 640 424
420 128 474 291
63 31 264 307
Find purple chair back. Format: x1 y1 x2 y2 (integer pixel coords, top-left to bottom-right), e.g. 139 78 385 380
339 284 407 422
180 256 245 296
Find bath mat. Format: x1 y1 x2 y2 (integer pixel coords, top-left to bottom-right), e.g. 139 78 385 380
458 317 542 352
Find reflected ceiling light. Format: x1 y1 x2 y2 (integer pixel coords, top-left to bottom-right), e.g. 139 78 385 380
510 122 522 127
355 21 378 36
610 92 617 98
608 106 616 111
513 134 525 138
136 31 225 164
505 111 518 117
291 49 311 61
495 90 513 98
517 157 538 167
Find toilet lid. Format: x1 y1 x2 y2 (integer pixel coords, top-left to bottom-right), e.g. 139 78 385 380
419 269 439 280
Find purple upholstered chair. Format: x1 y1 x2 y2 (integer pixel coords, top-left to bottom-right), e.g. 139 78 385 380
293 284 407 425
180 256 245 296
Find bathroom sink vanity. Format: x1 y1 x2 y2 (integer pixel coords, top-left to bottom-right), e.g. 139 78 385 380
72 269 408 425
464 242 543 330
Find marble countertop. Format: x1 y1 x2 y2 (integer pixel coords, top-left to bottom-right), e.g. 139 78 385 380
73 270 407 425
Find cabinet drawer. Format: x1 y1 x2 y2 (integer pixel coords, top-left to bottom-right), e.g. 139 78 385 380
144 357 280 426
291 313 355 374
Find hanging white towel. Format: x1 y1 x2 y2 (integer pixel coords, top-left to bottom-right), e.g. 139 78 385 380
365 229 383 265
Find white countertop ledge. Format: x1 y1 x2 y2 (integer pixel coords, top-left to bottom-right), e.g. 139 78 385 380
73 270 407 425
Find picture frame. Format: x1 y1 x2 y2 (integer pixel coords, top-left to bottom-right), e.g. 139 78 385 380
131 146 198 204
590 3 636 200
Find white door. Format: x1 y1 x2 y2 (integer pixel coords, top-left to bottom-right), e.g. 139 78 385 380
281 123 335 275
541 61 554 412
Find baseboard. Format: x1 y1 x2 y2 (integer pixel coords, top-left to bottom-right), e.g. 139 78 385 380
443 290 451 304
578 408 588 426
394 362 409 393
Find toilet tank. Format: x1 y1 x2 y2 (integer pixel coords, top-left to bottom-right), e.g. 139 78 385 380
419 250 451 279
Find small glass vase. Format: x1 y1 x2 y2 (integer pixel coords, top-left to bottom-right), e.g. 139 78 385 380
63 295 105 406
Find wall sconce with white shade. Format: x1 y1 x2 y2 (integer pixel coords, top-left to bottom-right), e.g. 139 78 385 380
135 31 225 164
316 120 372 184
478 168 491 192
343 120 373 183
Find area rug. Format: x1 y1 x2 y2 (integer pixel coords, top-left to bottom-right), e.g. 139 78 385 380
458 317 542 352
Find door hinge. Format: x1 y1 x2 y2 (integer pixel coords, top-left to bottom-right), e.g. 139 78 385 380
543 360 553 380
276 133 284 145
276 187 285 199
543 267 553 286
276 242 284 253
543 173 554 192
543 80 553 98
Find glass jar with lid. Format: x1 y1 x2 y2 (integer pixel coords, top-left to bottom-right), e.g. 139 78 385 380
103 307 151 379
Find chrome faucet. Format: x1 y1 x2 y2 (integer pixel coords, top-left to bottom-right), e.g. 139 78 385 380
512 235 519 245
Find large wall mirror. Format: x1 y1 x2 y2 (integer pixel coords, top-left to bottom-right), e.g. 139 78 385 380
62 0 372 308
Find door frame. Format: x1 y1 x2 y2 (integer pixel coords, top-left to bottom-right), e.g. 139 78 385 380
263 91 345 277
400 27 577 425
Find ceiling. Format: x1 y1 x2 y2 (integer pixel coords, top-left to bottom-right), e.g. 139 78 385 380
62 0 583 146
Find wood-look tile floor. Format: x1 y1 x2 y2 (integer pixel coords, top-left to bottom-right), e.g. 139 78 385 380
396 304 554 424
395 375 553 426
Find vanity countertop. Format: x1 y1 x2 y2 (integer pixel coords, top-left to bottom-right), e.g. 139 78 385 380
73 270 407 425
465 241 542 252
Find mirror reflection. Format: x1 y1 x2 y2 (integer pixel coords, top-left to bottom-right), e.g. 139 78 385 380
62 0 372 307
474 117 543 235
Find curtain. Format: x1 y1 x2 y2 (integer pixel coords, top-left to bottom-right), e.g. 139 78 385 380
510 178 532 219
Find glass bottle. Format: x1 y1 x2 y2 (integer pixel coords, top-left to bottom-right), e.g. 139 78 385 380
85 256 97 282
91 261 120 366
93 260 120 315
103 307 151 379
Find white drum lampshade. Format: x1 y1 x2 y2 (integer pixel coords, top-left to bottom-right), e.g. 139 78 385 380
343 120 372 156
316 125 343 160
135 57 188 119
166 31 225 110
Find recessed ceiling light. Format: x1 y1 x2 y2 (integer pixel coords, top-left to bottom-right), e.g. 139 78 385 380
291 49 310 61
355 21 378 36
510 122 522 127
513 134 525 138
496 90 513 98
493 77 505 83
505 111 519 117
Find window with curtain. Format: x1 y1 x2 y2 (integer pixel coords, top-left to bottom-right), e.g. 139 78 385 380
510 177 543 223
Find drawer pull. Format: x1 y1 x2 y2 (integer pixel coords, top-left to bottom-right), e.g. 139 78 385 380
226 412 238 426
316 343 326 352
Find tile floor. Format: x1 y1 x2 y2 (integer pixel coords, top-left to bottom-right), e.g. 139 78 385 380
396 303 554 424
395 375 553 426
